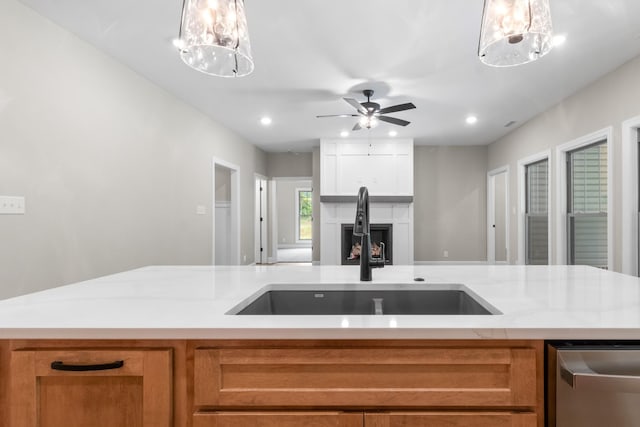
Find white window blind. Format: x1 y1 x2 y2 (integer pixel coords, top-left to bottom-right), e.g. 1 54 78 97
525 159 548 265
567 141 607 268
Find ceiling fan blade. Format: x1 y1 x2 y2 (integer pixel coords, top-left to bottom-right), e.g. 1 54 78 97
378 116 410 127
344 98 368 114
378 103 416 115
316 114 360 118
352 122 362 131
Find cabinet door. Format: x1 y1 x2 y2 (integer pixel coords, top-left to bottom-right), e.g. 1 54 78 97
11 349 172 427
193 411 362 427
364 412 537 427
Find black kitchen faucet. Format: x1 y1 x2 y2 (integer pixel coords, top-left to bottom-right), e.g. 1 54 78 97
353 186 385 281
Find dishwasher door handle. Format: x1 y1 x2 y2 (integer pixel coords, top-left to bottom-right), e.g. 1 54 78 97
558 350 640 393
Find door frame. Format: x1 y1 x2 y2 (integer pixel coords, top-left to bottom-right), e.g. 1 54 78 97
555 127 613 268
622 115 640 275
517 150 551 265
212 158 240 265
487 165 510 264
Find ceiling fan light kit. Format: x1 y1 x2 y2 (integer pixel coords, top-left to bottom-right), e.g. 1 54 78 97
178 0 254 77
478 0 554 67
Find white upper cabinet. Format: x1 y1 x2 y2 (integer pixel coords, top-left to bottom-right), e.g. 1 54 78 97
321 139 414 196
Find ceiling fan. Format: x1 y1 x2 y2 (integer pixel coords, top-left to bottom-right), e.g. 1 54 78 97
317 89 416 131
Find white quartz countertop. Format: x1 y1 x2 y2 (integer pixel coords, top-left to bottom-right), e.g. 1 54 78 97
1 265 640 340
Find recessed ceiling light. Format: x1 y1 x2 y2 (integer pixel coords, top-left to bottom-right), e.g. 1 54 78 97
340 131 349 137
466 115 478 125
260 117 272 126
553 34 567 47
388 130 398 137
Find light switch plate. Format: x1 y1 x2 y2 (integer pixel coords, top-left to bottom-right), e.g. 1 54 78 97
0 196 26 214
196 205 206 215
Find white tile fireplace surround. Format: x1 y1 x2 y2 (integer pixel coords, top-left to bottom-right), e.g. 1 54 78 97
319 138 415 265
320 202 414 265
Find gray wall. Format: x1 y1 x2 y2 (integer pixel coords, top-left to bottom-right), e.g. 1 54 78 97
267 152 313 178
413 146 488 262
488 54 640 271
0 0 267 299
276 180 312 246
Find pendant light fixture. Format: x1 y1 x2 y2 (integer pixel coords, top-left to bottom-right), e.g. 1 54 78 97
478 0 553 67
178 0 254 77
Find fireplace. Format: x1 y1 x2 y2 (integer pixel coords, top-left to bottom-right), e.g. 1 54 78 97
341 223 393 265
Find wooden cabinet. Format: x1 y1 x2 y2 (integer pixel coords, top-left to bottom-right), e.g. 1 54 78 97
10 348 172 427
192 411 536 427
193 412 362 427
364 412 537 427
192 340 543 427
0 339 543 427
320 139 414 196
193 344 537 408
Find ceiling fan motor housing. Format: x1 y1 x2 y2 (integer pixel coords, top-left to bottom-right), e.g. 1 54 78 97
361 90 379 113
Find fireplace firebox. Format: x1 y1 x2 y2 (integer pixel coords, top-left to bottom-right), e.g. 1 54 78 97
341 223 393 266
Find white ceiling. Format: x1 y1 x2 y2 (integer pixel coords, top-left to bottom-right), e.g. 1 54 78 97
18 0 640 152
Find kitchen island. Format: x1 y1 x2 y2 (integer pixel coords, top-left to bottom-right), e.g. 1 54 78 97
1 264 639 339
1 264 639 427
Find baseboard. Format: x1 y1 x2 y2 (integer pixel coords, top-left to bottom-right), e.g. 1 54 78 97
413 261 490 265
278 244 312 249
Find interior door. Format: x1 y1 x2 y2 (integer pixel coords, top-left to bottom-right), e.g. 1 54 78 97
488 169 509 264
255 178 268 264
494 172 507 263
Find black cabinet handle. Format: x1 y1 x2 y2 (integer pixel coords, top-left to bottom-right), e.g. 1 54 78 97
50 360 124 372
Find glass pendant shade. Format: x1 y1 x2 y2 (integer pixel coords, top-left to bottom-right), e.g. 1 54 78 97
178 0 254 77
478 0 553 67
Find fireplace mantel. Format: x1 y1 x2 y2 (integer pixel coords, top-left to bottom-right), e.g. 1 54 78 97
320 195 413 203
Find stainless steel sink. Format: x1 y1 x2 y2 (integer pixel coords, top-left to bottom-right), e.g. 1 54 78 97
227 284 501 315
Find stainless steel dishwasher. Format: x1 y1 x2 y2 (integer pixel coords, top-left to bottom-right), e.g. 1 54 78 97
555 344 640 426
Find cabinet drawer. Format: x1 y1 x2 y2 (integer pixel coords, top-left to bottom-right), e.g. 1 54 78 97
365 412 537 427
194 346 537 408
11 348 172 427
194 411 362 427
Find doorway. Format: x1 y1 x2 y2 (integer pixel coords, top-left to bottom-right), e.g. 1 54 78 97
487 166 509 264
213 159 240 265
270 178 313 264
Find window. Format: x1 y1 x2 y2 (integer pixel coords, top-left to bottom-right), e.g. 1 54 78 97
525 159 548 265
296 188 312 242
567 141 608 268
